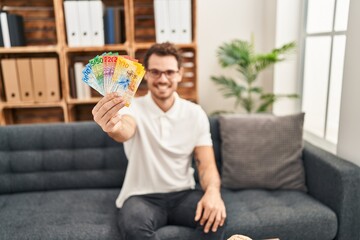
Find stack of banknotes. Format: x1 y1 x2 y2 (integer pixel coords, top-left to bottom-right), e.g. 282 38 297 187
82 52 146 106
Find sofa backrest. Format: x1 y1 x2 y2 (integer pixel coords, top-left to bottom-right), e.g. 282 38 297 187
209 117 222 176
0 122 128 194
0 118 223 194
191 117 222 183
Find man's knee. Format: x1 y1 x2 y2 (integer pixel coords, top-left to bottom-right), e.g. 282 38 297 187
118 212 157 239
117 197 162 240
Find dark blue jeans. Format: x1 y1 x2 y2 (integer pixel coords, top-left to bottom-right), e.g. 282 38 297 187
117 189 226 240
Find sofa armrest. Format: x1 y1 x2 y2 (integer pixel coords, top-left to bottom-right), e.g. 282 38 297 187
303 141 360 240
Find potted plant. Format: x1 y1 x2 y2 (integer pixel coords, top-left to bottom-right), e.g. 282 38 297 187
211 39 298 114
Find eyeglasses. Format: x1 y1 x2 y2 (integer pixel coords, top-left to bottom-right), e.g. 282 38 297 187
147 69 180 79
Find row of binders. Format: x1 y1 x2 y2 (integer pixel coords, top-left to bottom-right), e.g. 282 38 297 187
64 0 125 47
0 11 26 47
154 0 192 44
0 58 60 103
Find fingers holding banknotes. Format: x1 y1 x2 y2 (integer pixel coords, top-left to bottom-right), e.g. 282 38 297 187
92 93 126 133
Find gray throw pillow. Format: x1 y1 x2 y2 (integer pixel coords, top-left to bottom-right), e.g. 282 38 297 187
219 113 306 191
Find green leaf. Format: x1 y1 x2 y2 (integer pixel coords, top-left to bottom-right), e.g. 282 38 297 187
257 94 276 113
254 53 280 72
249 87 262 94
273 42 297 56
256 92 299 112
209 110 235 116
217 40 254 68
211 76 246 100
276 93 299 99
242 98 253 113
260 93 276 100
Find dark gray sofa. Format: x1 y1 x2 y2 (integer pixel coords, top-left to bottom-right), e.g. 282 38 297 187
0 118 359 240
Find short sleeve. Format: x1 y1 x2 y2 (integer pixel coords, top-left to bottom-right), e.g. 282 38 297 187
195 106 213 147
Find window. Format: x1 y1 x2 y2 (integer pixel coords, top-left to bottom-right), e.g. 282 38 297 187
301 0 350 145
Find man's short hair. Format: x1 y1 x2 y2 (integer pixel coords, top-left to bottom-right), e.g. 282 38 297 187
143 42 182 70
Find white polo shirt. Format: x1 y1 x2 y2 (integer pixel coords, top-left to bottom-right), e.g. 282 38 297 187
115 92 213 208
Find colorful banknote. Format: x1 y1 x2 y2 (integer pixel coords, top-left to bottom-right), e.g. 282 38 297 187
82 52 145 106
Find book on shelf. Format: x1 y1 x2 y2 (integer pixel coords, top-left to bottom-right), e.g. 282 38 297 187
69 66 77 98
0 11 26 47
178 0 192 43
104 6 125 44
0 12 11 47
1 59 21 103
154 0 170 43
74 62 91 99
154 0 192 44
63 1 81 47
0 20 3 47
77 1 93 46
168 0 181 43
115 7 125 43
89 0 105 46
104 7 115 44
43 58 61 102
16 58 35 102
31 58 48 102
64 0 105 47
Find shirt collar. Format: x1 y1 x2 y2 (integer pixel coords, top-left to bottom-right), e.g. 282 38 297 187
144 92 180 119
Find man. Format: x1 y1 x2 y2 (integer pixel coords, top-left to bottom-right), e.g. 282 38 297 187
92 42 226 240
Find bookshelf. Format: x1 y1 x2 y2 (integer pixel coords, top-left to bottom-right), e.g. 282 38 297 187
0 0 197 125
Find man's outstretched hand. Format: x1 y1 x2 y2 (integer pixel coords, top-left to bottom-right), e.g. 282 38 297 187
92 93 126 134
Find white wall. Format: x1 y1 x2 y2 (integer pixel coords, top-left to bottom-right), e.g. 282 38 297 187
197 0 270 114
337 0 360 166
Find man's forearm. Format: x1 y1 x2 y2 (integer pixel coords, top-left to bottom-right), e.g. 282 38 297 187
198 162 221 192
194 146 221 193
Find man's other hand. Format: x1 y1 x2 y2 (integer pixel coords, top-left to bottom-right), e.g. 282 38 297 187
194 187 226 233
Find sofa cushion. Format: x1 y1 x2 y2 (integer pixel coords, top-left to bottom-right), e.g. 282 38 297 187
222 188 337 240
0 189 121 240
219 113 306 191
